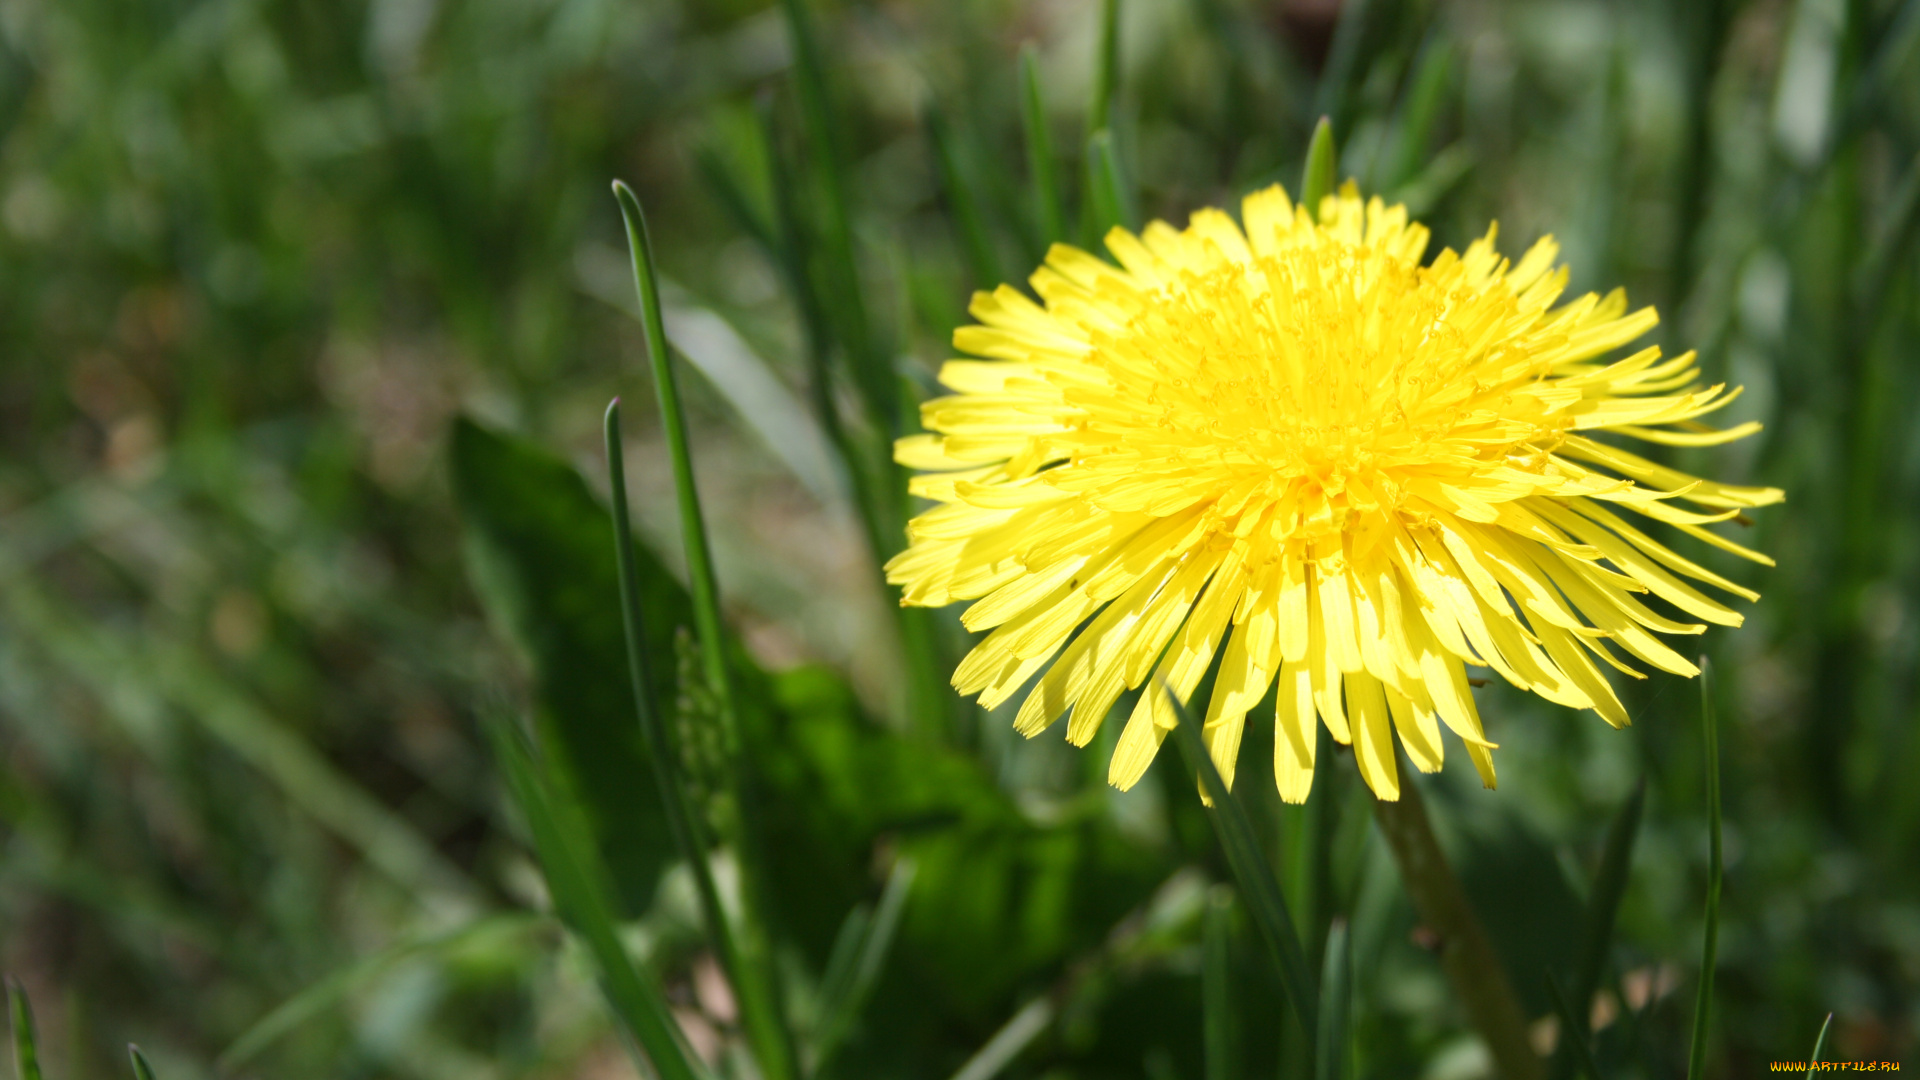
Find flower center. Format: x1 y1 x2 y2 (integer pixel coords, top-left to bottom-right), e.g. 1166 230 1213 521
1056 240 1555 543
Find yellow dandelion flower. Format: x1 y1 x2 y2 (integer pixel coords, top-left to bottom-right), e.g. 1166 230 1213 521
886 183 1781 802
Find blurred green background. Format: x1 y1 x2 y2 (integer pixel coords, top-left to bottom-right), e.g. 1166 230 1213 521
0 0 1916 1077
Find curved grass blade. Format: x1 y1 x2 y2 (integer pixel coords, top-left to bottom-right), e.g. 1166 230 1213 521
1807 1013 1834 1077
1546 971 1606 1080
1086 130 1135 240
1315 919 1351 1080
813 856 918 1073
1164 686 1318 1037
218 913 543 1072
602 395 797 1080
1301 117 1337 212
1019 44 1066 251
1203 885 1234 1080
127 1045 158 1080
7 981 41 1080
776 0 890 432
949 997 1056 1080
485 713 710 1080
1088 0 1121 137
1553 778 1646 1080
1686 656 1723 1080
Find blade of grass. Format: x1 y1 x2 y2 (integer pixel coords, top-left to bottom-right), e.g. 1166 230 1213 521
1371 761 1542 1080
1686 657 1723 1080
1080 0 1123 248
7 981 41 1080
602 395 798 1080
813 856 918 1073
1553 779 1646 1080
1301 117 1337 211
1088 0 1121 137
128 1045 158 1080
485 712 710 1080
1086 130 1134 240
1314 0 1371 132
1807 1013 1834 1077
1315 919 1351 1080
1379 40 1455 191
1020 44 1066 252
777 0 892 435
1546 971 1606 1080
949 997 1056 1080
1203 884 1234 1080
927 103 1005 288
218 913 543 1072
1165 687 1318 1037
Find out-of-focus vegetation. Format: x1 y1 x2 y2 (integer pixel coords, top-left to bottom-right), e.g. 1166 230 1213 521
0 0 1915 1077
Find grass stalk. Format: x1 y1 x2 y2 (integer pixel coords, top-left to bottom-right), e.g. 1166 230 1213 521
1553 779 1646 1080
1165 688 1318 1039
1203 885 1235 1080
1020 44 1067 251
1686 657 1724 1080
603 426 798 1080
1807 1013 1834 1077
1315 919 1351 1080
8 980 42 1080
128 1045 159 1080
1545 971 1605 1080
1371 766 1541 1080
484 715 710 1080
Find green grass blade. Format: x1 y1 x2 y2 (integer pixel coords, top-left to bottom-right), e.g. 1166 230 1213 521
1807 1013 1834 1077
1086 130 1135 241
1020 44 1066 252
814 856 918 1071
484 713 710 1080
1554 778 1646 1080
926 103 1005 289
949 997 1056 1080
611 181 741 740
1380 41 1454 191
1301 117 1337 212
1315 919 1351 1080
1089 0 1120 136
218 913 543 1072
1546 971 1606 1080
603 398 798 1080
777 0 891 433
7 981 41 1080
127 1045 158 1080
1686 656 1723 1080
1203 884 1234 1080
1165 687 1318 1037
1314 0 1371 130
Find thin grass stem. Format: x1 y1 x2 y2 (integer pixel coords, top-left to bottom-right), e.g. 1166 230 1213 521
1165 687 1318 1039
1687 656 1723 1080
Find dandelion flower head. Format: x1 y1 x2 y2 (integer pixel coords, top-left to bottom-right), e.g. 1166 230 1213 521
886 183 1781 801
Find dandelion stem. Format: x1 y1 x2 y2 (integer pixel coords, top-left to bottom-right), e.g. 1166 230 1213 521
1371 765 1541 1080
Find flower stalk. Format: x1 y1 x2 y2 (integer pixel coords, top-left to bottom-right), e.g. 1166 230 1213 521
1371 766 1541 1080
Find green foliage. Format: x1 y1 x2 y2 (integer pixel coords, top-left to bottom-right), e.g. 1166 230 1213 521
2 0 1919 1075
